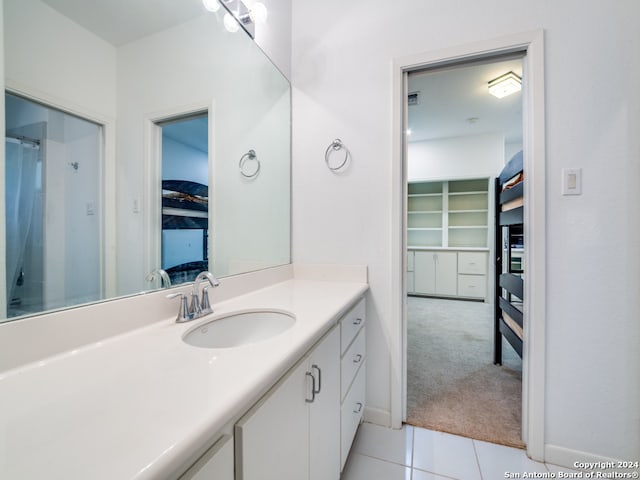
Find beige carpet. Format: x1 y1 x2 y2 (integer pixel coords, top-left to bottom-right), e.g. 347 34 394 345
406 296 524 449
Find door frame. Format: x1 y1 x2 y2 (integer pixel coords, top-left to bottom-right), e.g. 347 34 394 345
390 30 546 460
3 82 116 301
144 100 215 282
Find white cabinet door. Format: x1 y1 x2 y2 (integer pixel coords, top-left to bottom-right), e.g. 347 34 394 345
435 251 457 296
413 251 436 294
236 358 310 480
309 327 341 480
236 327 341 480
179 435 234 480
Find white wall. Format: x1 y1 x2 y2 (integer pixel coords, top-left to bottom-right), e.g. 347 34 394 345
408 133 505 181
291 0 640 464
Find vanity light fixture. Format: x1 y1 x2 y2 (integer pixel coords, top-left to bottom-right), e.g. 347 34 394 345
219 0 268 36
248 2 268 23
488 71 521 99
202 0 221 12
223 12 241 32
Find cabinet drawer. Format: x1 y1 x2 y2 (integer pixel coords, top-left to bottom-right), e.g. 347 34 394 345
340 298 365 354
341 361 366 470
457 274 487 298
458 252 487 275
341 328 365 400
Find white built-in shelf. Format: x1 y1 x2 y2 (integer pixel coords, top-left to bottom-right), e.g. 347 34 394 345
408 177 490 249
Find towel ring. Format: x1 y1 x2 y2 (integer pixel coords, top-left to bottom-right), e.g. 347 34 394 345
239 149 260 178
325 139 349 171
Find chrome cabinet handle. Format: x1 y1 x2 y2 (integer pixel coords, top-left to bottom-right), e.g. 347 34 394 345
353 317 362 326
305 372 316 403
353 354 363 364
311 364 321 394
353 402 363 414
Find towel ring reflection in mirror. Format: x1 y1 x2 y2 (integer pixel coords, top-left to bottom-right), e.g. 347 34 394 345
325 139 350 172
239 149 260 178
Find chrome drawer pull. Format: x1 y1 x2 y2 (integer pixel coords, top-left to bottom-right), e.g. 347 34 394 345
305 372 316 403
353 354 362 364
311 364 321 394
353 402 363 414
353 318 362 326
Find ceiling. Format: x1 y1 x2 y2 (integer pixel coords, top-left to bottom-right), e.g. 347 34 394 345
42 0 207 46
407 57 523 144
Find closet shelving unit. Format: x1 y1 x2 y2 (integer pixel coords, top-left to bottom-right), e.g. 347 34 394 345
407 178 490 301
407 181 443 248
494 151 524 363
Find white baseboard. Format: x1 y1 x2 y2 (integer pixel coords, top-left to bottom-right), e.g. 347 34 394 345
363 406 392 428
545 444 628 472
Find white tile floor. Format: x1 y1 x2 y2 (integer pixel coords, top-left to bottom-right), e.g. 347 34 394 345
342 423 576 480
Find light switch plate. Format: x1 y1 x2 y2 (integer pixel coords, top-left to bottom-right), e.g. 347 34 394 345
562 168 582 195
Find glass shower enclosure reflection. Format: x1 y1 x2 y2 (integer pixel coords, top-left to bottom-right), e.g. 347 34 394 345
4 93 102 319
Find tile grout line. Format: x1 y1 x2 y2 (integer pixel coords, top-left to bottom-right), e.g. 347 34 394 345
471 439 484 480
411 426 415 479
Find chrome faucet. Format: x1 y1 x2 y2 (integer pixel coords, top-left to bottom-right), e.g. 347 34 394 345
192 271 220 316
146 269 172 288
167 271 220 323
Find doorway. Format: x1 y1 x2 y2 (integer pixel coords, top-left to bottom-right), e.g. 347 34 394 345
4 92 103 318
156 113 209 285
404 56 525 447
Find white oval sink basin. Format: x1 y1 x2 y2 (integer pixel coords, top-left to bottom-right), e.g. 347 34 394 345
183 310 295 348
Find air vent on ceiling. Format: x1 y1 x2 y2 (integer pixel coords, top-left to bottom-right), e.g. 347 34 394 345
408 91 420 106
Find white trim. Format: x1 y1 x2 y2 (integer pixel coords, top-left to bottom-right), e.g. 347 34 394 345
143 100 214 282
363 406 392 428
544 444 623 471
390 30 546 460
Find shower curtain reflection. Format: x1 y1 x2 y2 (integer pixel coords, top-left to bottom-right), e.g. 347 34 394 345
5 137 42 317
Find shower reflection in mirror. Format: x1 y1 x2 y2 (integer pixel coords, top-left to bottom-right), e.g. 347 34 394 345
4 92 102 318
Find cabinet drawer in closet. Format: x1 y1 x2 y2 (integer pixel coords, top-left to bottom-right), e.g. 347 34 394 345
341 328 366 400
457 252 487 275
340 298 365 354
457 274 487 298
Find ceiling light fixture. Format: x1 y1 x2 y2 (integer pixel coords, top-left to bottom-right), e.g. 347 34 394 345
488 71 521 99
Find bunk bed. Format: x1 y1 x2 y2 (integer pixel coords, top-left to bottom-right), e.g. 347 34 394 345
161 180 209 284
494 151 524 364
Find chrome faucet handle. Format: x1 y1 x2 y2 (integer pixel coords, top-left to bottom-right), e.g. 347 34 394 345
166 292 191 323
189 291 202 317
200 286 213 315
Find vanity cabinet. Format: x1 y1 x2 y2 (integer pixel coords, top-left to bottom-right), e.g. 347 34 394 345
339 298 366 470
235 326 341 480
179 434 234 480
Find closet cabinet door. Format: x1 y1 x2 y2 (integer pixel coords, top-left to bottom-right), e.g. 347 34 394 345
435 251 457 296
413 251 436 294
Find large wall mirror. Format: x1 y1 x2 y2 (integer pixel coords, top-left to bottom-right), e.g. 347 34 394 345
1 0 291 322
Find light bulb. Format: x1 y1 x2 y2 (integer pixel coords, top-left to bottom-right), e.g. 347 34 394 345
249 2 268 23
224 12 240 32
202 0 220 12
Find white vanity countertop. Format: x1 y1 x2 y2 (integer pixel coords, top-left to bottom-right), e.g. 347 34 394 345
0 278 368 480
